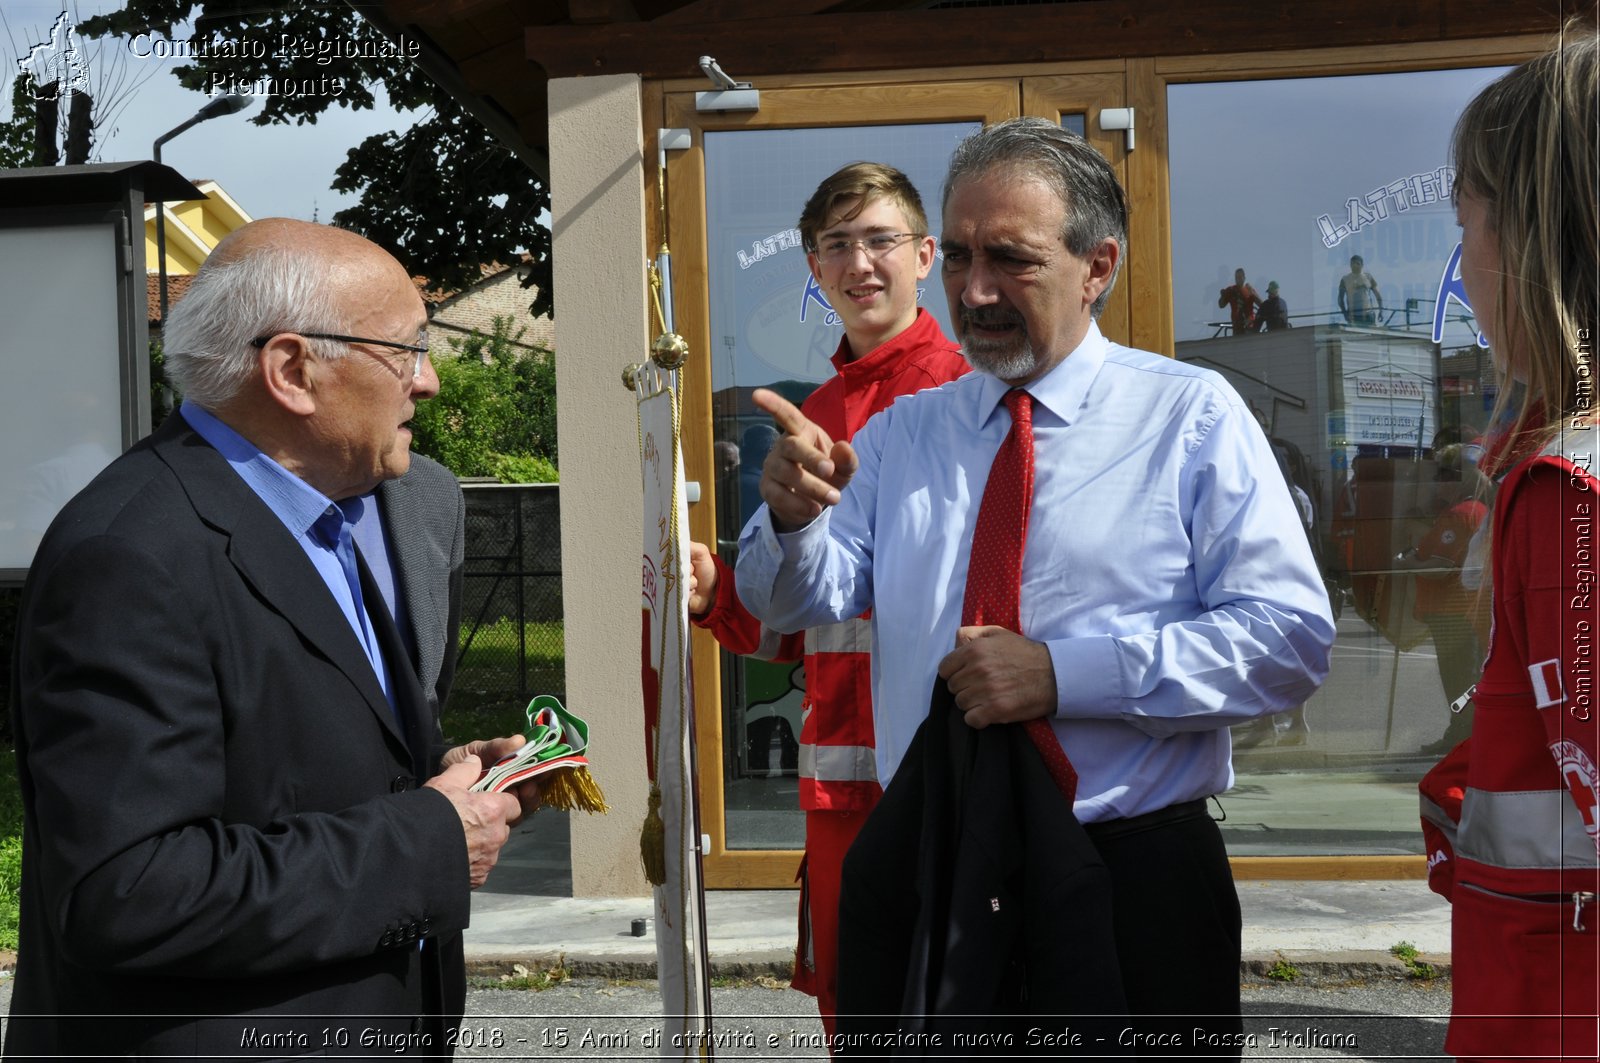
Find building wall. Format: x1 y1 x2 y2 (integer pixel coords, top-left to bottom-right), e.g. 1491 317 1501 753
548 72 650 897
431 268 556 350
145 233 206 277
171 199 233 251
143 185 249 277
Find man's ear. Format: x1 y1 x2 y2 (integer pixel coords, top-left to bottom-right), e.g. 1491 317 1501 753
1083 236 1120 307
258 335 318 417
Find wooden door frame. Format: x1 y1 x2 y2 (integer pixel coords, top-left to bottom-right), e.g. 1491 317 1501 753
652 31 1549 888
660 80 1022 886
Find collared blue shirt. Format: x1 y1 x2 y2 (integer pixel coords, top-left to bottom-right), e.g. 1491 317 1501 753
736 322 1335 822
179 403 393 710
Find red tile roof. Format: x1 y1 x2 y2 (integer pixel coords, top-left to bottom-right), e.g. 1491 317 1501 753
147 273 195 325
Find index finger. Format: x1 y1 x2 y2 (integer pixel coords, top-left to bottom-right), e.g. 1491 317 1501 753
752 388 812 436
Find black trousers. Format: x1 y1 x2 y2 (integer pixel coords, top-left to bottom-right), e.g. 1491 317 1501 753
1084 800 1244 1061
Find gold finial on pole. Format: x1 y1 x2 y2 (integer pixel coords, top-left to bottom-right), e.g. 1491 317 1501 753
652 331 690 369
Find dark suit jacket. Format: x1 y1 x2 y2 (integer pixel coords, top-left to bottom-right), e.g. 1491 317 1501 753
4 415 472 1058
836 680 1127 1057
375 452 466 756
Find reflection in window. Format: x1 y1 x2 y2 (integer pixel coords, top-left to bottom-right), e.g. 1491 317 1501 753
702 122 977 849
1167 67 1507 857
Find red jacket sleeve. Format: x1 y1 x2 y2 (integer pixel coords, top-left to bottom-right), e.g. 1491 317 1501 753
691 552 805 662
1498 463 1600 836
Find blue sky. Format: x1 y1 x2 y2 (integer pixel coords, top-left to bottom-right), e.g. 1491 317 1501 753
1167 65 1505 344
3 1 407 221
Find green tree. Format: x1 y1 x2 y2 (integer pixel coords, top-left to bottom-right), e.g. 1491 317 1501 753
0 76 37 169
411 316 558 483
76 2 551 315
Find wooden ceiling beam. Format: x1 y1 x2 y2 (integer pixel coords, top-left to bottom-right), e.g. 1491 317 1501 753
526 0 1572 80
377 0 512 23
651 0 859 25
458 37 533 94
567 0 642 24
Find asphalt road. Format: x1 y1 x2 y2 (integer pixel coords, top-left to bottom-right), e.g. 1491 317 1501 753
0 973 1453 1060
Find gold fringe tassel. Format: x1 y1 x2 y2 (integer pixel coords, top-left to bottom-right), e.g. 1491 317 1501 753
639 784 666 885
539 766 609 814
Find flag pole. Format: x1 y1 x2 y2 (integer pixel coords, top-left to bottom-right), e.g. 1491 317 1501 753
630 128 715 1058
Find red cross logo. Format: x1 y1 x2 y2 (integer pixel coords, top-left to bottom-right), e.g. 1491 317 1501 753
1566 769 1599 829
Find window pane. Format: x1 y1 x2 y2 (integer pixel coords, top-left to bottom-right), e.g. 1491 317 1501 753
703 122 978 850
1168 67 1507 857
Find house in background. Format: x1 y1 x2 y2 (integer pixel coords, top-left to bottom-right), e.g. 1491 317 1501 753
421 260 555 353
144 178 252 278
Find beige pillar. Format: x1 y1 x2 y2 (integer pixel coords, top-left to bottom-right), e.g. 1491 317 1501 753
548 73 650 897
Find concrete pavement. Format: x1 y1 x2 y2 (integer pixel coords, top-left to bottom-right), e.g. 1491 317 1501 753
466 876 1451 983
464 790 1453 983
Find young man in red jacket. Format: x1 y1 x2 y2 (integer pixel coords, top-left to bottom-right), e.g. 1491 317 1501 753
688 162 968 1035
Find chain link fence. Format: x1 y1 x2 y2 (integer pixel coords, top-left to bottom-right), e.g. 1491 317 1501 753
450 483 564 738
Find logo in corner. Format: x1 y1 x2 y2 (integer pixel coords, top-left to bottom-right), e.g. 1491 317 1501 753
15 11 88 101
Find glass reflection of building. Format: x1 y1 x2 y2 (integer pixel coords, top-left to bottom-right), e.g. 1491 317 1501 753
1167 67 1505 856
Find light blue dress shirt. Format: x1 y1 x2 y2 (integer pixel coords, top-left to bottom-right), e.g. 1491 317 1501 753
736 323 1335 822
179 403 394 712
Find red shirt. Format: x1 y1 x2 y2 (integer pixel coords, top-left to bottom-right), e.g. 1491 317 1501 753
1218 282 1260 334
1412 499 1488 619
697 310 968 810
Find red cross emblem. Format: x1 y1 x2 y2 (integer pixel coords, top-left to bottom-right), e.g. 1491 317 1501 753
1553 740 1600 848
1566 769 1599 829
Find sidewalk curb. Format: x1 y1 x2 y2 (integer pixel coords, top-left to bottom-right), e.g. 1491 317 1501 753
1240 950 1450 984
466 950 794 984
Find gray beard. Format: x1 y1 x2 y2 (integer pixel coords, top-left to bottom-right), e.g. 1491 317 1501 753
960 333 1039 383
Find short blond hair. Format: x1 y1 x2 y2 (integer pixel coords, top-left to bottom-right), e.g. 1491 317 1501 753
797 162 928 253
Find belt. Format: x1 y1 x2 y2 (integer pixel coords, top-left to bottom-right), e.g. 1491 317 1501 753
1083 798 1211 842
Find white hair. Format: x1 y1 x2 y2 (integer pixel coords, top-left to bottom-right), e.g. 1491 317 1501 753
162 241 351 409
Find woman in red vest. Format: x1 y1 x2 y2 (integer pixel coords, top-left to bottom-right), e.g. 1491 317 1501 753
1419 24 1599 1063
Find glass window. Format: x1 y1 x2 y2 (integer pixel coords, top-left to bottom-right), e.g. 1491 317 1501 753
703 122 978 849
1168 67 1507 856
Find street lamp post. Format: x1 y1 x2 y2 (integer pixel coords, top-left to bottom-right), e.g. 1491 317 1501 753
153 94 252 326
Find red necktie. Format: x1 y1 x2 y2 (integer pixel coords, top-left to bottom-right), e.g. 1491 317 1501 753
960 389 1079 803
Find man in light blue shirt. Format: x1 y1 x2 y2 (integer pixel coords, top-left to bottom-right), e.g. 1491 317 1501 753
736 118 1335 1053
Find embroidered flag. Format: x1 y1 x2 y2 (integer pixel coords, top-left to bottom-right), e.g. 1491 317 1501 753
637 367 711 1054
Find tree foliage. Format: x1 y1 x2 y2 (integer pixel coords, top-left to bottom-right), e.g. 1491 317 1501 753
0 77 37 169
411 316 558 483
76 1 551 315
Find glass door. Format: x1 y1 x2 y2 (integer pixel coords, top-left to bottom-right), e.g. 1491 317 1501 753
663 82 1022 886
1024 70 1133 347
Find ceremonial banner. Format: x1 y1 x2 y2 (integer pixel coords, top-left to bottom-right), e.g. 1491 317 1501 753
637 366 712 1057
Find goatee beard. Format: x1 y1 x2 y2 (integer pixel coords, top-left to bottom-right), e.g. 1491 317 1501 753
959 307 1037 382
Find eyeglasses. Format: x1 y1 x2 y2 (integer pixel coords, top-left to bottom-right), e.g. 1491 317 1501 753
250 332 431 379
813 232 923 264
